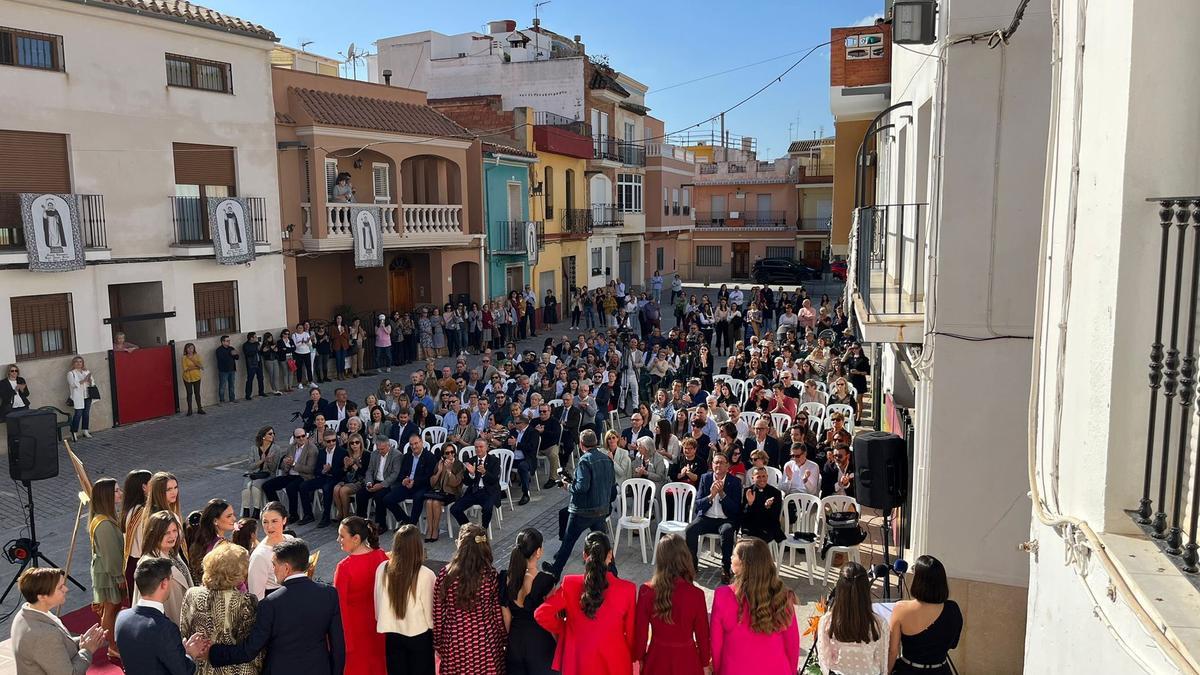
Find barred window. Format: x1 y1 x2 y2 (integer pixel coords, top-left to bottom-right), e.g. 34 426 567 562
696 245 722 267
0 27 64 71
166 53 232 93
765 246 795 260
194 281 238 337
11 293 74 360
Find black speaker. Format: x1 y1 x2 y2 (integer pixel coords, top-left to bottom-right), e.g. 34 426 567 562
6 408 60 482
853 431 907 510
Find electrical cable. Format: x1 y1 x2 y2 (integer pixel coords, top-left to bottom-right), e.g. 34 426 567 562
651 44 829 94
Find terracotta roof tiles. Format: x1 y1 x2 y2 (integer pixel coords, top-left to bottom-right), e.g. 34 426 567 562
89 0 277 40
291 88 470 139
787 137 835 154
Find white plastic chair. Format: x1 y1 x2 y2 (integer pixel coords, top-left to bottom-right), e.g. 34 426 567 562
652 482 697 564
713 374 732 388
323 420 340 433
489 448 516 513
815 381 828 394
741 411 761 429
458 447 476 464
817 495 862 585
771 412 792 436
614 479 656 563
778 493 820 584
826 404 856 433
807 416 823 434
799 402 826 420
765 466 784 488
549 399 564 409
423 426 448 446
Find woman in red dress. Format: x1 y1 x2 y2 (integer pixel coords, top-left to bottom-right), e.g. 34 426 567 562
634 534 711 674
433 523 506 675
333 516 389 674
534 532 636 675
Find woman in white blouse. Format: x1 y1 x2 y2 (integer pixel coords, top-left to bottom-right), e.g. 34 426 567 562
375 524 436 675
67 356 93 441
818 562 890 675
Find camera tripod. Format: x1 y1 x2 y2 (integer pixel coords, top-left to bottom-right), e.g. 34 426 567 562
0 480 85 606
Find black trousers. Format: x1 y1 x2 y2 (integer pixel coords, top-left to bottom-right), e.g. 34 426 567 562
299 475 336 520
449 489 498 528
379 483 428 528
263 475 304 518
244 366 264 398
385 630 435 675
686 515 737 574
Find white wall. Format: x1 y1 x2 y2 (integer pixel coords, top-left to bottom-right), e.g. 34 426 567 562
1024 0 1200 671
0 0 286 362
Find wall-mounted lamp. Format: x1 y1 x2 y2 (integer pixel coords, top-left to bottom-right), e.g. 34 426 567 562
353 159 364 169
356 275 365 285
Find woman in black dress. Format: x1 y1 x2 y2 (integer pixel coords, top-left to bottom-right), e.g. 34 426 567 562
888 555 963 674
498 528 557 675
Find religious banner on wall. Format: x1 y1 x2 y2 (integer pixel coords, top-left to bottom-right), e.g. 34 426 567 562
352 206 384 268
525 220 539 265
20 193 84 272
208 197 255 265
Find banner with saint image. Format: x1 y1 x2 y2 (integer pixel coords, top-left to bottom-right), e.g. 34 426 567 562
21 193 84 272
352 206 384 268
208 197 255 265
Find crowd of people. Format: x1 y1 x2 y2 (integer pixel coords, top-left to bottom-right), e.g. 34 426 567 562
4 278 969 675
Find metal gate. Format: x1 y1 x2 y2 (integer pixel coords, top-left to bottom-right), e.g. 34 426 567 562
110 343 178 426
619 241 633 285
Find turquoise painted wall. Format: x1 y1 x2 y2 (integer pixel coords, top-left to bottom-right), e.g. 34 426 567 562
484 158 530 298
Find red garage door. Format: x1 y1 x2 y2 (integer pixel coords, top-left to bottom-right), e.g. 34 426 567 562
113 346 176 425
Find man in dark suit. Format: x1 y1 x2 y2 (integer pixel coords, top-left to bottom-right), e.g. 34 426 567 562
115 557 209 675
302 430 348 528
742 418 782 468
450 438 502 529
533 402 562 488
209 539 345 675
379 433 438 530
555 391 583 479
327 387 357 426
820 441 856 499
388 408 420 446
619 411 653 451
507 412 540 505
685 452 742 584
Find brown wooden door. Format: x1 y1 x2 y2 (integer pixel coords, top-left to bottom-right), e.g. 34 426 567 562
731 242 750 279
390 268 413 313
803 241 823 267
297 276 309 322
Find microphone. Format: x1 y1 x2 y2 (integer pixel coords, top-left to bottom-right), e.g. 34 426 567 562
893 559 909 575
868 563 890 581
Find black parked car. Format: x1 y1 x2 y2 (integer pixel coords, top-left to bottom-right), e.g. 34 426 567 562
752 257 820 283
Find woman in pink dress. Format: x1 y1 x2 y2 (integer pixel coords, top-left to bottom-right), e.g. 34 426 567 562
710 538 800 674
333 516 389 674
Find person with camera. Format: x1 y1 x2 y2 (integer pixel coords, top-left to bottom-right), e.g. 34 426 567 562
544 429 617 579
684 452 742 585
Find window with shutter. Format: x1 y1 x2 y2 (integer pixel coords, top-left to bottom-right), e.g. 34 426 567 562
325 159 338 199
372 163 391 203
11 293 74 360
0 130 70 248
172 143 235 243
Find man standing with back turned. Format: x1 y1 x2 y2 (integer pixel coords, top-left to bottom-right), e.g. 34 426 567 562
544 429 617 578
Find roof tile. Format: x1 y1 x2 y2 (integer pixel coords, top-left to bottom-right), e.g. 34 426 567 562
291 88 470 139
90 0 277 40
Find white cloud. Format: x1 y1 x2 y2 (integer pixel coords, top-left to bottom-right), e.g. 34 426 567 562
855 12 884 26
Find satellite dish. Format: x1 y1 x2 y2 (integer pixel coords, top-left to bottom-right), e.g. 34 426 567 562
346 42 357 59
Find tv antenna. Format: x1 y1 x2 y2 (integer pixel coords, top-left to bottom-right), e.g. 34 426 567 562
338 42 374 81
300 40 314 51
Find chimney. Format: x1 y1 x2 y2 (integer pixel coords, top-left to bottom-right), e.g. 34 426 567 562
382 69 392 86
532 17 540 28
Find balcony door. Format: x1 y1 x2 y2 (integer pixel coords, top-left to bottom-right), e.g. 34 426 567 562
731 242 750 279
756 194 772 220
0 130 70 248
173 143 236 243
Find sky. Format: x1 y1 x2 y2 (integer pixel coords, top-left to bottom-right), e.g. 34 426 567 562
203 0 886 159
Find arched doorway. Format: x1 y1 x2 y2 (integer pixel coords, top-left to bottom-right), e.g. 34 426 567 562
450 260 480 304
401 155 463 204
589 173 612 224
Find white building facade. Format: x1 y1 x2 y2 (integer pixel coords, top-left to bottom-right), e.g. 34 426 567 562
0 0 285 430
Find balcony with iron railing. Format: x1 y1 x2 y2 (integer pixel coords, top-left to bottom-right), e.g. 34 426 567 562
171 196 270 247
695 159 799 184
591 135 645 167
492 220 542 255
693 210 789 229
590 204 624 228
560 208 593 236
534 110 591 138
849 203 926 343
0 193 108 252
799 217 832 231
534 111 593 160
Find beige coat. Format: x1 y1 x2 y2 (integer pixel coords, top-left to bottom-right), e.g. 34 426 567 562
10 606 91 675
132 552 193 624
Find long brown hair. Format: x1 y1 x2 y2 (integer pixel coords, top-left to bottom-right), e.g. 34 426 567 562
506 528 543 602
384 524 425 619
89 478 119 522
120 470 152 532
828 561 881 643
147 471 181 518
649 534 694 623
580 531 611 619
733 538 794 634
439 524 493 609
141 510 183 558
187 499 231 572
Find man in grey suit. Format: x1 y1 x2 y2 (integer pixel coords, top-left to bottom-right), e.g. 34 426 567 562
355 436 403 518
11 567 105 675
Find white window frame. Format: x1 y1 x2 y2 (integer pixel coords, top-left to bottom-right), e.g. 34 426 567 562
372 163 391 204
617 173 642 213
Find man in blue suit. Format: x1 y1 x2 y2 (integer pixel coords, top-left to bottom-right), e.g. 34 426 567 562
208 539 345 675
379 433 438 530
685 452 743 585
115 557 209 674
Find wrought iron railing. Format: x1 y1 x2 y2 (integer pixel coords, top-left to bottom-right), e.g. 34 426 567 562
799 217 832 231
694 210 789 227
1 192 107 249
534 110 591 138
561 208 593 235
699 164 718 175
590 204 624 228
854 203 926 315
493 221 530 255
591 135 645 166
1135 197 1200 573
172 196 269 245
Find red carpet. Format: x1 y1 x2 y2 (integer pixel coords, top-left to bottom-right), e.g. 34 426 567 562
59 604 123 674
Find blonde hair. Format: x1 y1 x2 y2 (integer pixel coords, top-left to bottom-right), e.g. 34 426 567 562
201 541 248 590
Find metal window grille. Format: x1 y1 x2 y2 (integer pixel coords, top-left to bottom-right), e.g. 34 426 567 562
165 53 232 93
194 281 238 337
696 245 722 267
765 246 795 260
11 293 73 360
0 27 63 71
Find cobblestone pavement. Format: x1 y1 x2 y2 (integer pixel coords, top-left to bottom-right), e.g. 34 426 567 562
0 279 848 648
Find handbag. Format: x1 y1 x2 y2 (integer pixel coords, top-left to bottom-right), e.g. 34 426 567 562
286 358 298 373
87 385 101 400
245 470 270 480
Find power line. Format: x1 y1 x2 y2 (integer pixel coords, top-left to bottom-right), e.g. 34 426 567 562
651 44 829 94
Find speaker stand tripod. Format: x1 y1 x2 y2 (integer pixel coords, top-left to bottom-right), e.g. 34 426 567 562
0 481 85 606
